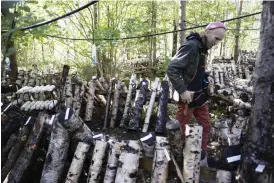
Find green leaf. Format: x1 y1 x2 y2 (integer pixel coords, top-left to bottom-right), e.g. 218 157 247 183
23 6 31 12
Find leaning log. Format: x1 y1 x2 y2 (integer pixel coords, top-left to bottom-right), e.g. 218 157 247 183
85 81 96 121
166 119 183 164
110 80 122 128
59 108 94 144
155 80 169 133
1 134 17 167
1 120 33 180
183 124 203 182
87 140 108 183
128 80 149 130
4 112 46 183
115 140 141 183
103 78 115 129
104 140 123 183
151 136 170 183
120 74 136 128
65 142 90 183
142 78 160 132
40 121 70 183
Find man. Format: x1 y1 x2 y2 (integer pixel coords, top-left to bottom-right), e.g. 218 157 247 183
167 22 226 164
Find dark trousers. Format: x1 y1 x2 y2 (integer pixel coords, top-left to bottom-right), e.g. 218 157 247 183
176 103 211 151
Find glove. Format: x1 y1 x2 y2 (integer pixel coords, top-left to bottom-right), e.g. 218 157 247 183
180 90 194 104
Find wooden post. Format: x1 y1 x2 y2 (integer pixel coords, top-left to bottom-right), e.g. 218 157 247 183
183 124 203 183
87 140 108 183
142 78 160 132
115 140 141 183
151 136 170 183
65 142 90 183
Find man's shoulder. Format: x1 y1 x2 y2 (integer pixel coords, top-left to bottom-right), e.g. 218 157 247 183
184 39 202 49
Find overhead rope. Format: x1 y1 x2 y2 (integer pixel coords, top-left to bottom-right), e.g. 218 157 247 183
1 0 98 33
40 11 261 41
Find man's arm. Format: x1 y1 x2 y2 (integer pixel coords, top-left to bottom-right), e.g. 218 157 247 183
166 42 198 94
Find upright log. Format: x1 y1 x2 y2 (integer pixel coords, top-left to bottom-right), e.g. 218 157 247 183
99 76 109 91
65 142 90 183
4 112 46 183
40 121 70 183
183 124 203 183
166 119 183 164
120 74 136 128
110 80 122 128
140 132 156 158
115 140 141 183
151 136 170 183
104 140 123 183
128 80 149 130
103 78 115 129
64 76 73 107
155 80 169 133
88 140 108 183
142 78 160 132
85 81 96 121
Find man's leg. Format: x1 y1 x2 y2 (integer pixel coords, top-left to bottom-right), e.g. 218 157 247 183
193 104 211 151
176 103 194 134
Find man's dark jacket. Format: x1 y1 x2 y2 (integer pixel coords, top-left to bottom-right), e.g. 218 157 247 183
167 33 208 95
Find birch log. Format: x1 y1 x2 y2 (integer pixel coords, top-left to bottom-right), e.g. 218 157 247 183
142 78 160 132
216 170 232 183
88 140 108 183
4 112 46 183
1 134 17 167
110 80 122 128
75 81 86 116
120 74 136 128
40 121 70 183
128 80 149 130
65 142 90 183
59 108 94 143
183 124 203 183
104 140 123 183
140 132 156 158
155 80 169 133
115 140 141 183
227 128 242 146
99 76 109 91
92 76 106 91
151 136 170 183
72 84 80 111
104 78 115 129
85 81 96 121
233 99 251 109
166 119 183 164
64 76 73 107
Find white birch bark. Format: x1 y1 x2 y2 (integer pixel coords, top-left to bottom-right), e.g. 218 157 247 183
110 80 122 128
85 81 96 121
216 170 232 183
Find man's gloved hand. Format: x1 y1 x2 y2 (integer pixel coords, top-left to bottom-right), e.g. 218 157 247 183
180 90 194 104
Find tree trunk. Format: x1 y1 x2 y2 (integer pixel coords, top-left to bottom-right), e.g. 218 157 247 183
115 140 141 183
120 74 136 128
237 2 274 183
88 140 108 183
155 81 169 133
4 112 46 183
179 0 186 45
172 20 178 56
65 142 90 183
183 124 203 182
151 136 170 183
142 78 160 132
151 0 157 66
233 0 243 63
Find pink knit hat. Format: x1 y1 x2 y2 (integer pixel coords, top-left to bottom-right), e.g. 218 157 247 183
205 22 226 30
